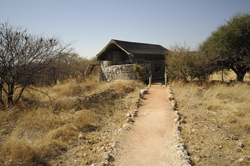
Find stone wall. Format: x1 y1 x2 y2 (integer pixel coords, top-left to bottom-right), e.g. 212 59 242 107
100 61 151 82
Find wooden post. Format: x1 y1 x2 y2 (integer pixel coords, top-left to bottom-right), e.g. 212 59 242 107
165 66 167 86
222 68 224 83
149 76 152 87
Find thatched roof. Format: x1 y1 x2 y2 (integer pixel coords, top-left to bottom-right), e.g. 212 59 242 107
97 39 168 60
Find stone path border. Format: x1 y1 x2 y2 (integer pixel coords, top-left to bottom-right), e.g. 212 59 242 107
126 87 149 122
168 85 192 166
91 87 149 166
93 86 192 166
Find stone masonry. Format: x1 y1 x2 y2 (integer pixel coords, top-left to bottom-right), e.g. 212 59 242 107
100 61 151 82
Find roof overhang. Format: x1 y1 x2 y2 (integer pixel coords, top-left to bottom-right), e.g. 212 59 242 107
97 40 132 60
96 39 168 61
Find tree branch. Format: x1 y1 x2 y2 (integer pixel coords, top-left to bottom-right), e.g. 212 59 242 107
26 87 53 103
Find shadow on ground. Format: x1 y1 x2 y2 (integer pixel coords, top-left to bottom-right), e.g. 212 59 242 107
151 79 165 87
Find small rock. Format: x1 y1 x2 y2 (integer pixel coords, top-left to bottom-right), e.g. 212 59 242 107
193 156 201 162
231 135 238 140
126 117 131 123
100 147 106 151
126 112 131 117
175 114 180 119
131 112 135 118
176 145 185 151
78 134 85 139
182 163 191 166
103 153 110 160
134 110 138 116
238 157 245 162
122 124 129 129
108 154 115 162
169 94 175 101
172 100 177 107
236 141 244 148
111 142 116 148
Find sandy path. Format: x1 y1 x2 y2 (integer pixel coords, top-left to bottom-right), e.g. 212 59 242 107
114 87 180 166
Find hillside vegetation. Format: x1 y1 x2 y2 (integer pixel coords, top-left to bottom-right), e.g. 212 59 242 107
0 78 145 165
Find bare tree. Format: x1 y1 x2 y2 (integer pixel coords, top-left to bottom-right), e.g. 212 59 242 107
38 52 89 86
0 22 71 106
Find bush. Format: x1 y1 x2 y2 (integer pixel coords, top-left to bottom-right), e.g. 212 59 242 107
133 63 145 81
166 43 216 83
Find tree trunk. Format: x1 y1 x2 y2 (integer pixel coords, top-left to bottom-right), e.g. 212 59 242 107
0 87 4 106
8 93 13 105
231 67 247 82
7 83 14 106
236 72 246 82
0 79 4 106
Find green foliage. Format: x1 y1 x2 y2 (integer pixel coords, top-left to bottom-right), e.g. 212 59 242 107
166 43 214 82
165 44 192 82
133 63 144 81
200 12 250 81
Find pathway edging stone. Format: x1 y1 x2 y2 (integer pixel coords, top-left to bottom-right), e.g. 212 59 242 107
168 85 192 166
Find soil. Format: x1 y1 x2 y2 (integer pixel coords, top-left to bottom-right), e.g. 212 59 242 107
113 87 180 166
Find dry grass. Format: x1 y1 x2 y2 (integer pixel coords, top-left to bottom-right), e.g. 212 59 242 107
172 80 250 165
210 70 250 82
0 78 145 165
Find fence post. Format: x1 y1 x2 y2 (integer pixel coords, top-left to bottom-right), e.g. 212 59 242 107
165 66 167 86
149 76 152 87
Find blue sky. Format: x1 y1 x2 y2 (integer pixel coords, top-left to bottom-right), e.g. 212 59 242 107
1 0 250 59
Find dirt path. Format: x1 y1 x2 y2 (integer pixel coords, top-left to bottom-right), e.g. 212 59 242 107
114 87 180 166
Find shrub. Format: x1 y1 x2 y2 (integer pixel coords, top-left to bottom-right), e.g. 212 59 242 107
133 63 145 81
